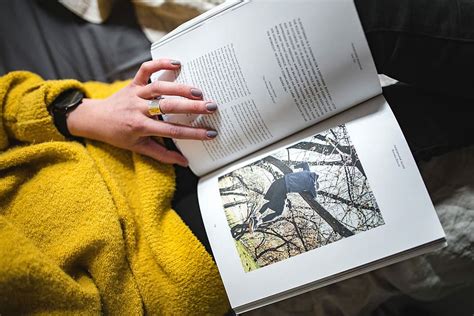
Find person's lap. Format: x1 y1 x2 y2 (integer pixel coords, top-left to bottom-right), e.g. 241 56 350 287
355 0 474 99
354 0 474 162
2 0 473 258
0 0 215 253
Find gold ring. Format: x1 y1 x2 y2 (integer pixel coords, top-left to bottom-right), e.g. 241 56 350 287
148 97 164 116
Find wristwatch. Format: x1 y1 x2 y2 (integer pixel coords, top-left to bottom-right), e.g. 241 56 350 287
48 89 84 140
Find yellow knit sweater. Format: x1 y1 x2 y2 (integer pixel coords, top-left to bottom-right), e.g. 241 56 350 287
0 71 229 315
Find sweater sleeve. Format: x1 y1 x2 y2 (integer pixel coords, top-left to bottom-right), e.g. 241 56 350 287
0 71 86 150
0 71 131 151
295 161 310 171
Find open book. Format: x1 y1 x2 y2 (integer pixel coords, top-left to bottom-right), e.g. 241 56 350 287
151 0 446 313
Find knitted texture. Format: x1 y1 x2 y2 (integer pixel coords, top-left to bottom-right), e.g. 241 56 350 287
0 71 229 315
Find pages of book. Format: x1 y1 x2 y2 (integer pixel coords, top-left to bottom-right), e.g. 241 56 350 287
151 0 381 176
197 95 446 313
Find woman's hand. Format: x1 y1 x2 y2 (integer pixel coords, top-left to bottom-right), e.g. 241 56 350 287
67 59 218 167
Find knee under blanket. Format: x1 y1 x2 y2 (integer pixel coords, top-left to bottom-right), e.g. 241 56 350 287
0 71 229 315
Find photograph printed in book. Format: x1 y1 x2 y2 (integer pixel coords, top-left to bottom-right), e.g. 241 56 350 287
218 124 384 272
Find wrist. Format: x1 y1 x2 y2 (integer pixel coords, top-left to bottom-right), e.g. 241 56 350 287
49 89 85 140
67 98 103 138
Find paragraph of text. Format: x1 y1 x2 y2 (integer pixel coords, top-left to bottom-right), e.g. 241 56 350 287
267 18 336 121
176 43 250 104
192 99 272 161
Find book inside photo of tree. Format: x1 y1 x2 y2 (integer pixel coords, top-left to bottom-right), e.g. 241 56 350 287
218 124 384 272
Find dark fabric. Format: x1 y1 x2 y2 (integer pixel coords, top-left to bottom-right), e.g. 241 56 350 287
260 202 284 223
164 138 213 255
261 177 287 215
285 162 318 198
284 171 318 198
355 0 474 159
383 83 474 162
0 0 150 81
355 0 474 100
171 163 213 255
260 168 319 222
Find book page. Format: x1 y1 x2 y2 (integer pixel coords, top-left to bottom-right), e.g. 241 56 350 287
151 0 381 176
197 95 445 312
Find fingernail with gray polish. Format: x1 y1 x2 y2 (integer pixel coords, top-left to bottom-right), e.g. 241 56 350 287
206 102 218 111
191 88 203 97
207 130 218 138
171 60 181 66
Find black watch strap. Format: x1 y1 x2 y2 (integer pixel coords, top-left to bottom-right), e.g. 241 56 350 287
49 89 84 140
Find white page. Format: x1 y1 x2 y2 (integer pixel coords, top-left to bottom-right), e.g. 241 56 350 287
197 95 445 311
151 0 381 176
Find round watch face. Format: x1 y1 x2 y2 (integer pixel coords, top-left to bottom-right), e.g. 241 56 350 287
49 89 85 139
53 89 84 110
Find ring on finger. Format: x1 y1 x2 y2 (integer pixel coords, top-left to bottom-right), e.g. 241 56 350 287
148 96 165 116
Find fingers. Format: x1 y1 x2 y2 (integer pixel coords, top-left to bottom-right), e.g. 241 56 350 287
160 98 218 115
133 59 181 86
141 120 218 140
135 138 189 167
137 81 203 100
141 97 218 115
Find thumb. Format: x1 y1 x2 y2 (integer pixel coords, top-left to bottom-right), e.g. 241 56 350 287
134 138 189 167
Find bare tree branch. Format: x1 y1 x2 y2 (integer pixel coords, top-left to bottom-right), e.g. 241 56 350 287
223 201 247 208
316 133 366 178
317 191 377 211
256 241 289 260
288 204 309 251
262 156 355 238
219 191 247 197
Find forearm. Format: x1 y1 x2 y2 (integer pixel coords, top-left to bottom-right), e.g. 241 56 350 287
63 59 221 167
2 60 220 167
